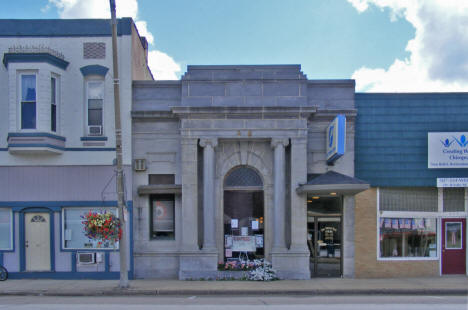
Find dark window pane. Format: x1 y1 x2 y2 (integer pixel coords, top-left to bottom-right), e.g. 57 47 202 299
224 166 263 187
51 104 56 132
21 102 36 129
51 77 56 104
149 174 175 185
88 109 102 126
88 99 102 109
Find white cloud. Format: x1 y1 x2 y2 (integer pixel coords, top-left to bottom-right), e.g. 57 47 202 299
45 0 180 80
148 50 181 80
347 0 468 92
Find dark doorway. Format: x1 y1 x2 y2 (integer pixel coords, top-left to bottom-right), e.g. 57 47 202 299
224 190 264 262
307 197 342 277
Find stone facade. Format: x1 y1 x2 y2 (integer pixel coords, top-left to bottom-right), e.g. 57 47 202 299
132 65 357 279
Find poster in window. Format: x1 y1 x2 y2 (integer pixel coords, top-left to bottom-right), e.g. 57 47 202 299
391 219 399 229
384 218 391 228
445 222 462 249
153 200 174 232
404 219 411 229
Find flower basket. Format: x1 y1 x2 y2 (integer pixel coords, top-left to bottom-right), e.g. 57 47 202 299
81 211 121 246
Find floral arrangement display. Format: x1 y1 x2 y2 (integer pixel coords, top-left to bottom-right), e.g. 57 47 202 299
82 211 121 246
218 260 256 271
247 259 278 281
218 258 278 281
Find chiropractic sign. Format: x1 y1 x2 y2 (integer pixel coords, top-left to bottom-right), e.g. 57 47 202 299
428 132 468 168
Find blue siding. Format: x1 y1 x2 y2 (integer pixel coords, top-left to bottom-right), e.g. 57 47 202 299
355 93 468 187
0 18 132 37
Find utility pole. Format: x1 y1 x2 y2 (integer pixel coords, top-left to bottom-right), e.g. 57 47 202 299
109 0 129 288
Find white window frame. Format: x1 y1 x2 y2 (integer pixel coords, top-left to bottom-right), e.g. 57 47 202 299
0 208 14 251
18 71 38 131
85 78 105 135
61 207 119 250
376 188 440 261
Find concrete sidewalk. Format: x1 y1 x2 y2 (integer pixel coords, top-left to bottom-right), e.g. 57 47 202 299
0 276 467 296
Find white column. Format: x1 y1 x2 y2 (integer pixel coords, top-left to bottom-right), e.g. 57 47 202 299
200 138 218 251
271 138 289 252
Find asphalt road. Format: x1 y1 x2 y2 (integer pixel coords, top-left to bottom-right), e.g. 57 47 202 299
0 295 467 309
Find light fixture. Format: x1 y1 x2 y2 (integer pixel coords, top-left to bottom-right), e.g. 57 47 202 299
307 200 312 203
330 192 337 196
312 196 320 199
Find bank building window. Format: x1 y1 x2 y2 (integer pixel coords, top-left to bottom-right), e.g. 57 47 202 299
149 174 175 240
378 188 438 259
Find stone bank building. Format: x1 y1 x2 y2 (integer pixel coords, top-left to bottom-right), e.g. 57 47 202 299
132 65 369 279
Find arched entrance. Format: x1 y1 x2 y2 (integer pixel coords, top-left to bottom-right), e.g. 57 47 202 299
223 166 264 262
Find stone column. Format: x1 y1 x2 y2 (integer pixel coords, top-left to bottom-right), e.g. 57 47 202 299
180 137 199 251
271 138 289 252
199 138 218 251
342 195 355 278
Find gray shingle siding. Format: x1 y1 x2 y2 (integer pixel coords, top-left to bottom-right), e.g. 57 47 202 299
355 93 468 187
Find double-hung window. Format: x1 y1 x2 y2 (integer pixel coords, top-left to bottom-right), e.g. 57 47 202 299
86 80 104 135
0 209 13 250
20 74 36 129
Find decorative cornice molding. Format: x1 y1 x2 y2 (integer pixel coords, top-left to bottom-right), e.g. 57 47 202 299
3 53 69 70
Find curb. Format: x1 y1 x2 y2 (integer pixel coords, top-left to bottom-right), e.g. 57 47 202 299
1 288 467 296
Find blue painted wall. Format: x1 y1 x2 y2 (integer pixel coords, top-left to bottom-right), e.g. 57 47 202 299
0 18 132 37
355 93 468 187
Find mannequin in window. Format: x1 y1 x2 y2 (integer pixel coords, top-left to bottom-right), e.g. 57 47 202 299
320 226 337 257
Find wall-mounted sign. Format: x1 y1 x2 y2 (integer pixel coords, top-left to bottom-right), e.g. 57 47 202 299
428 132 468 168
326 115 346 164
437 178 468 187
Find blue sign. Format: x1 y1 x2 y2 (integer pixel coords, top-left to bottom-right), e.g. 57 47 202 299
326 115 346 164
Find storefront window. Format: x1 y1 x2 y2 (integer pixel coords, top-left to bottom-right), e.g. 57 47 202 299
0 209 12 250
62 208 118 249
379 218 437 258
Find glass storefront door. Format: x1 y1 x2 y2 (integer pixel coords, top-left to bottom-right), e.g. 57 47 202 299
307 197 342 277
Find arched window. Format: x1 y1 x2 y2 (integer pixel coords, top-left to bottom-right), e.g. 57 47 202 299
224 166 263 188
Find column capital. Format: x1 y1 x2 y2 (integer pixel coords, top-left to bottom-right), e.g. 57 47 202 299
199 137 218 148
271 138 289 149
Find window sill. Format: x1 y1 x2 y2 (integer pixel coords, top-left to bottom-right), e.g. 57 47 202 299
81 136 108 147
7 132 65 155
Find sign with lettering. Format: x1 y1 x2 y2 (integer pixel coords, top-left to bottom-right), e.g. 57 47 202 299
437 178 468 187
231 236 256 252
429 132 468 168
326 115 346 164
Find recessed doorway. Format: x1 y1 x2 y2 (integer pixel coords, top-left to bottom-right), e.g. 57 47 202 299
223 166 264 262
307 197 342 277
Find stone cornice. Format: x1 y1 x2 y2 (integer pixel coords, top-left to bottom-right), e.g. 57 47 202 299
171 106 316 119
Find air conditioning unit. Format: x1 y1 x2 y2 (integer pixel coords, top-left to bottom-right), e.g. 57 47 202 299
77 252 96 264
134 158 146 171
88 125 103 136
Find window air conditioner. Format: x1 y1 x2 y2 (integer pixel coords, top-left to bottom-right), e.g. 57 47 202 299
77 252 96 264
134 158 146 171
88 125 103 136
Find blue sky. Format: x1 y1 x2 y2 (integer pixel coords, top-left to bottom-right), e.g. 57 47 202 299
1 0 467 92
